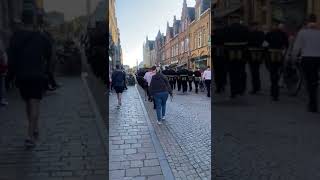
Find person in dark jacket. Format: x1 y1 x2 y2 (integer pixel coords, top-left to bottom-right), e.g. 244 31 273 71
188 68 194 92
111 64 126 106
149 67 173 125
224 16 249 98
194 68 202 93
9 13 52 149
212 19 227 93
247 22 265 94
265 23 289 101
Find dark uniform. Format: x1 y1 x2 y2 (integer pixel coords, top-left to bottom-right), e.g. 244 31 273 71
224 22 249 98
194 69 202 93
247 26 265 94
265 28 289 101
178 68 189 93
168 68 177 90
188 69 194 92
212 22 227 93
177 69 182 91
162 68 170 81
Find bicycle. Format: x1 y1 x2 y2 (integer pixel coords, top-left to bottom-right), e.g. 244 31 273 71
281 58 304 96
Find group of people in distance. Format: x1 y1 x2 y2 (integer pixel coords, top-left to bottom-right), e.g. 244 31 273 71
212 14 320 113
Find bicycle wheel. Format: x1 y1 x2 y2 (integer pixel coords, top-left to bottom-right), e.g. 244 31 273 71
283 63 303 96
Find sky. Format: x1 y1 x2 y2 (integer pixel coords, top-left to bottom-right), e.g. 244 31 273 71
116 0 196 68
43 0 101 21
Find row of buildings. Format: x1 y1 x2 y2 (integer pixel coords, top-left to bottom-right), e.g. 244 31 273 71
108 0 123 72
213 0 320 31
143 0 212 70
0 0 44 47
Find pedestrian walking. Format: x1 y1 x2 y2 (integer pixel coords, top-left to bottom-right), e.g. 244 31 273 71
149 66 173 125
8 13 52 149
247 22 265 94
144 66 157 108
224 16 249 98
111 65 126 107
212 19 227 94
265 23 289 101
179 68 189 93
194 68 201 93
188 68 194 92
292 14 320 112
0 35 8 106
203 66 212 97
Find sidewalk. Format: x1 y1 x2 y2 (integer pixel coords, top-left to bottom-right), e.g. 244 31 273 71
109 86 173 180
0 77 107 180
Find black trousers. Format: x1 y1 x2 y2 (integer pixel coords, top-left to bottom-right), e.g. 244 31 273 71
229 60 246 96
177 79 182 91
301 58 320 110
188 81 193 91
205 80 211 97
181 80 188 93
249 61 261 92
170 81 175 90
194 81 199 93
266 61 282 100
213 55 227 92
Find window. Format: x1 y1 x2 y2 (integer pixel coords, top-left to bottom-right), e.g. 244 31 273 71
177 44 179 55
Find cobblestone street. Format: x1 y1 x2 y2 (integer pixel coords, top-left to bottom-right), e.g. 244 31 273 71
109 85 211 180
0 77 107 180
214 66 320 180
137 86 211 180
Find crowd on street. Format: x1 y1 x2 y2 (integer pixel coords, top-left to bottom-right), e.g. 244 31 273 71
212 14 320 113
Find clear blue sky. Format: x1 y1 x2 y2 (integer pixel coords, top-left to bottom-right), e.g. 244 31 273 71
116 0 196 68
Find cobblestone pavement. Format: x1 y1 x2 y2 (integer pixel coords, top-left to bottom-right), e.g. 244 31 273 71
137 85 211 180
214 66 320 180
109 86 173 180
0 77 107 180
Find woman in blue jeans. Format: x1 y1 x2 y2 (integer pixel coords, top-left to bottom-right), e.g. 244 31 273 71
149 68 173 124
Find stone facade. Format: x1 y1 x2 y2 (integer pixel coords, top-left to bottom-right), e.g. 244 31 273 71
148 0 211 70
143 36 155 67
109 0 122 70
189 0 211 69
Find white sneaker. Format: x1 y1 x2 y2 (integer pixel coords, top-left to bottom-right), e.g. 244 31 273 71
157 121 162 125
162 116 166 120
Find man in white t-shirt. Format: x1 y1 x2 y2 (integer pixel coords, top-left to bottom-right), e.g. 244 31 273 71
202 66 212 97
